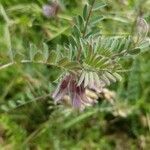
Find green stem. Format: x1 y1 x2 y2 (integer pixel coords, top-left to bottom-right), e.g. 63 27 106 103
0 60 80 73
128 0 144 50
77 0 96 61
0 60 58 71
83 0 96 37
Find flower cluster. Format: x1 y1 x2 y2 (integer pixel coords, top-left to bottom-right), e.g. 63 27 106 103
52 74 98 110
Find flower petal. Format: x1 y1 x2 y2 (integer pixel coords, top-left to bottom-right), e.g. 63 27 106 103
72 93 82 108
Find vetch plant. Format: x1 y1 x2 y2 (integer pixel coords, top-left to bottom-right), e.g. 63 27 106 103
51 0 149 110
0 0 149 111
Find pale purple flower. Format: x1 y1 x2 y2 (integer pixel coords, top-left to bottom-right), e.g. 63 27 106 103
43 2 59 18
52 74 96 109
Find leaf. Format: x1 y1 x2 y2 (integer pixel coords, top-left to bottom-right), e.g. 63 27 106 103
139 40 150 50
89 0 96 5
34 52 43 61
93 72 101 86
124 36 132 50
42 43 49 62
89 72 94 86
63 108 98 129
4 25 13 61
105 72 116 82
110 39 119 51
128 48 141 55
94 37 101 53
135 17 149 40
90 16 104 25
83 4 88 20
84 72 89 87
29 43 37 61
80 38 86 57
95 57 108 68
101 74 110 86
84 31 93 39
0 5 10 23
77 71 86 86
15 53 24 62
47 51 57 64
64 61 80 70
101 49 112 57
68 44 73 59
8 101 16 109
92 2 107 11
17 99 26 105
118 38 126 52
87 52 98 65
69 36 78 48
73 25 81 39
50 26 69 40
57 57 70 67
77 15 84 28
103 38 113 49
113 72 122 81
0 105 9 112
91 55 102 66
85 46 94 64
104 15 129 23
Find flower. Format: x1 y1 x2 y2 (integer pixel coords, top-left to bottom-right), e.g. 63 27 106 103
52 74 97 110
43 2 59 18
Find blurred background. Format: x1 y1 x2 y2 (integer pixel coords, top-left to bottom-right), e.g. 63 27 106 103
0 0 150 149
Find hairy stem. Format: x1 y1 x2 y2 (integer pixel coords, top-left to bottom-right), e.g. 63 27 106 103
77 0 96 61
83 0 96 37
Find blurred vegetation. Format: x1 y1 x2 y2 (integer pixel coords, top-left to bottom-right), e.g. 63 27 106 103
0 0 150 149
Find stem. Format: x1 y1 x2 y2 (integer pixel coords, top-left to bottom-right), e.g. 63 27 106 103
77 0 96 61
83 0 96 37
0 62 14 70
0 60 58 71
10 94 51 111
128 0 144 50
0 59 80 72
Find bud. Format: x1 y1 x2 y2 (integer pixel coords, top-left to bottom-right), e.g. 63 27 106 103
134 17 149 43
43 2 59 18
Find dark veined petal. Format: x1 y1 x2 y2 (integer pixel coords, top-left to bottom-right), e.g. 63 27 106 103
52 75 70 103
53 88 68 103
72 93 82 108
